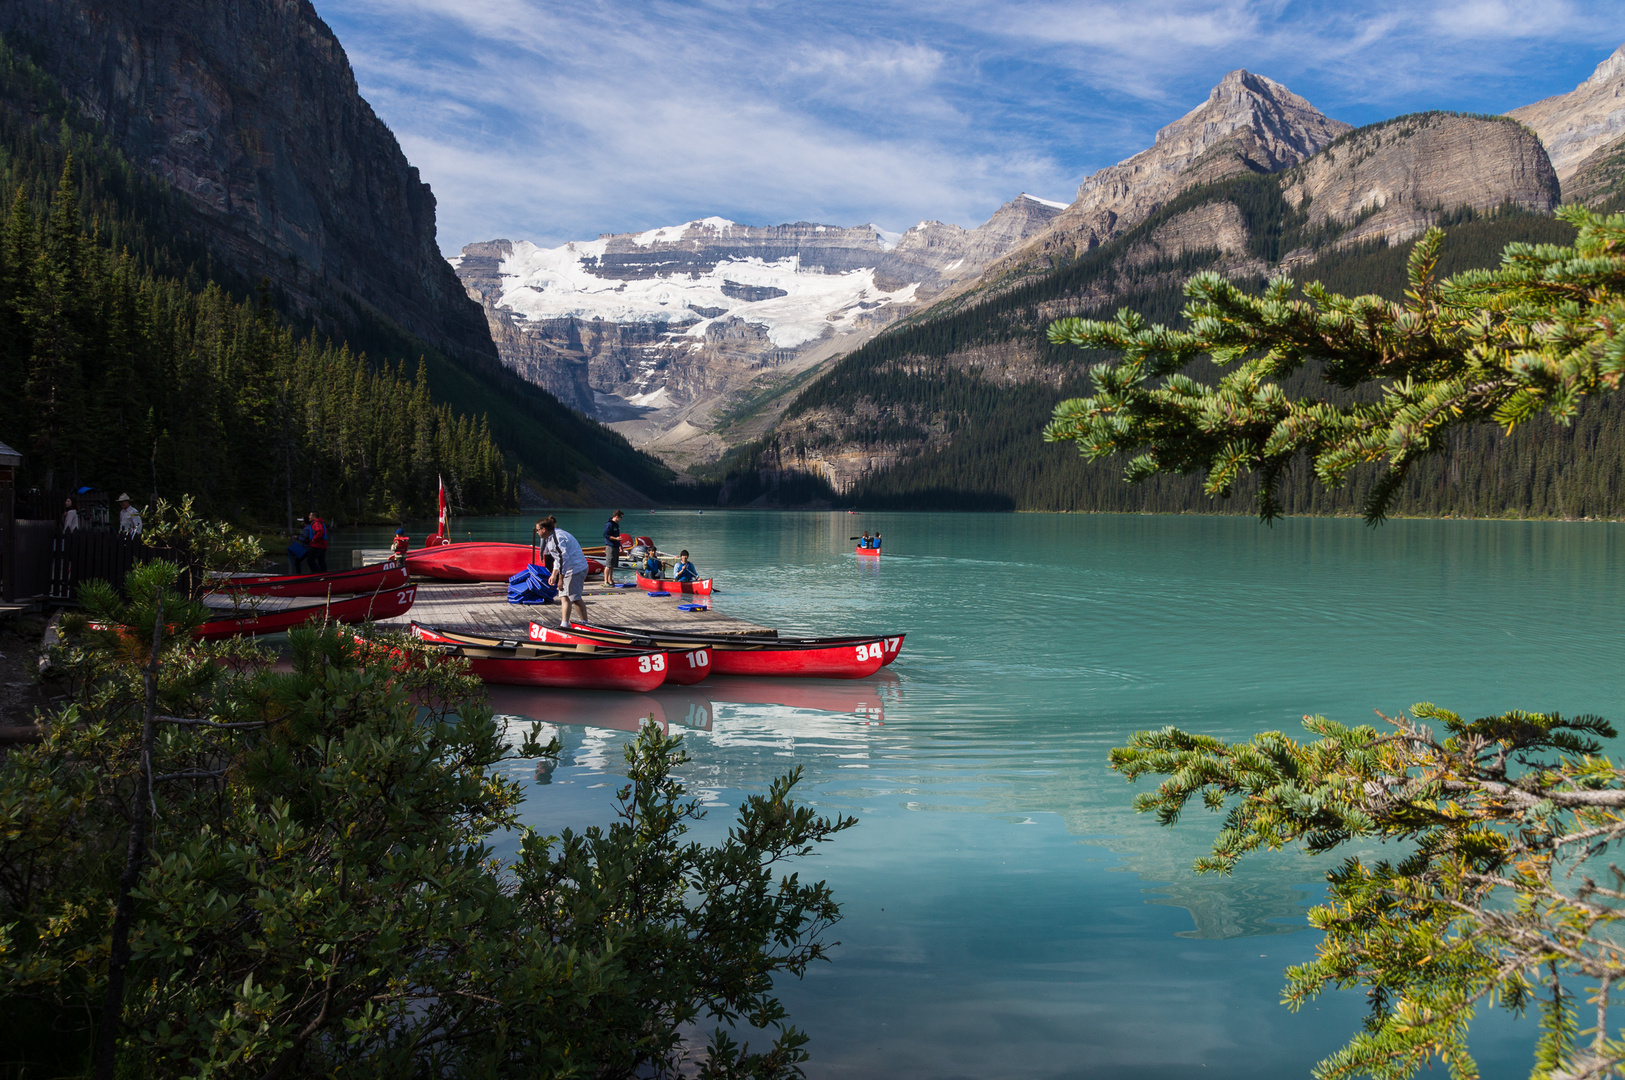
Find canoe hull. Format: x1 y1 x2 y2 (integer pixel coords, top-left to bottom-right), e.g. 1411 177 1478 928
406 542 603 583
575 624 905 667
410 624 666 691
635 575 713 596
459 652 665 691
527 623 713 685
197 586 416 640
214 561 408 598
556 622 890 679
855 546 880 557
709 641 885 679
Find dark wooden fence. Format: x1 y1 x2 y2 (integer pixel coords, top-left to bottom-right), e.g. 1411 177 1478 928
11 520 55 601
50 530 144 601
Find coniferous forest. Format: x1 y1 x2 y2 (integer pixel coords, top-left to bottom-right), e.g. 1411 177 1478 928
0 158 516 523
0 37 691 523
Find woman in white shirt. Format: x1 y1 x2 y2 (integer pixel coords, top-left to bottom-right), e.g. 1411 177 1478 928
534 516 590 628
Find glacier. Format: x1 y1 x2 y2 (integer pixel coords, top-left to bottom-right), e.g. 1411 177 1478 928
493 222 921 349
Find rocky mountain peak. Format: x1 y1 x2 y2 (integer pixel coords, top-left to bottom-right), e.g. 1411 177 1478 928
1510 42 1625 180
1078 69 1349 215
1587 44 1625 88
980 70 1348 282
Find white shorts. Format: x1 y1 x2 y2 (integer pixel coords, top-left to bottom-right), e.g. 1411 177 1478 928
558 569 585 600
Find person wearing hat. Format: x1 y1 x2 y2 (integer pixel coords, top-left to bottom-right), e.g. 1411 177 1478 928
116 494 142 539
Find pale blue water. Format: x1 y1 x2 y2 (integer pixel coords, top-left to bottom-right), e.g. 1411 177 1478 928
332 511 1625 1078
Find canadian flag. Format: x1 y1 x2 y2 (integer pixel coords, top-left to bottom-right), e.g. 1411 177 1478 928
436 475 449 541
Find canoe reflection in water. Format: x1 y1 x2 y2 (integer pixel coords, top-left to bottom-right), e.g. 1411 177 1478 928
484 670 900 735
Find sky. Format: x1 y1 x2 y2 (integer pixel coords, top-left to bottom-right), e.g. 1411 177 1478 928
310 0 1625 254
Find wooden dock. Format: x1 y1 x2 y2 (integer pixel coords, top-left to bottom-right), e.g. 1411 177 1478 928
375 581 772 638
344 548 770 638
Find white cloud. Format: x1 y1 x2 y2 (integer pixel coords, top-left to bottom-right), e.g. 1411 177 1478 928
310 0 1625 253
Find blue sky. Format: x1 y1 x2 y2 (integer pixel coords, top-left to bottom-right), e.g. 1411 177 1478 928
311 0 1625 253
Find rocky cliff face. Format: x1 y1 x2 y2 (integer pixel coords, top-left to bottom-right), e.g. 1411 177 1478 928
986 70 1350 276
453 196 1064 464
1279 113 1559 247
1510 44 1625 181
0 0 497 367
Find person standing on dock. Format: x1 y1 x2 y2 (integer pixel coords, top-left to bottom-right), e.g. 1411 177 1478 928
306 511 329 573
602 509 624 586
535 515 589 628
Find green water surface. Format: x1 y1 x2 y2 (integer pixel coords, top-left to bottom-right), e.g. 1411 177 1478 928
330 511 1625 1078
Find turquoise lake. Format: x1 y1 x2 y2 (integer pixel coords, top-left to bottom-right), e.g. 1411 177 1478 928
332 511 1625 1078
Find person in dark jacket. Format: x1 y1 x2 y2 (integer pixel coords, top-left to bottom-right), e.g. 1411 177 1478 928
288 517 309 574
602 509 624 586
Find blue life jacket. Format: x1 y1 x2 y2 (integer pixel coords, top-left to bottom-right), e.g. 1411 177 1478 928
674 561 697 582
507 564 560 605
643 555 661 577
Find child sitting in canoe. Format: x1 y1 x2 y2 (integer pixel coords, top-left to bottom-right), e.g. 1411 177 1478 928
642 550 663 579
673 551 697 582
858 532 873 548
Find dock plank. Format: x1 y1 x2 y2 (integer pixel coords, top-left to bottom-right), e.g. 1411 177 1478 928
376 581 770 637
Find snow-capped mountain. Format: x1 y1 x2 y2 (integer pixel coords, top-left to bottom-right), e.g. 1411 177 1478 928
451 196 1065 461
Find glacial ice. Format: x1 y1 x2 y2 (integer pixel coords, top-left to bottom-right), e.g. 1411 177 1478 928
495 236 919 350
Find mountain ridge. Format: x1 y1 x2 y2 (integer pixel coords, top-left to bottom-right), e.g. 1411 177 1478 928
709 109 1563 505
979 69 1352 285
451 195 1068 467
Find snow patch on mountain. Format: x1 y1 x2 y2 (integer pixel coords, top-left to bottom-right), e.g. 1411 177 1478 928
629 216 738 248
494 237 919 349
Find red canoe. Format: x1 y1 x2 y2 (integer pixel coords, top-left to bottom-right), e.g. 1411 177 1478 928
527 623 713 685
211 561 409 598
406 542 603 583
855 546 881 557
635 574 713 596
551 623 889 679
196 586 417 640
572 623 906 668
410 625 666 691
